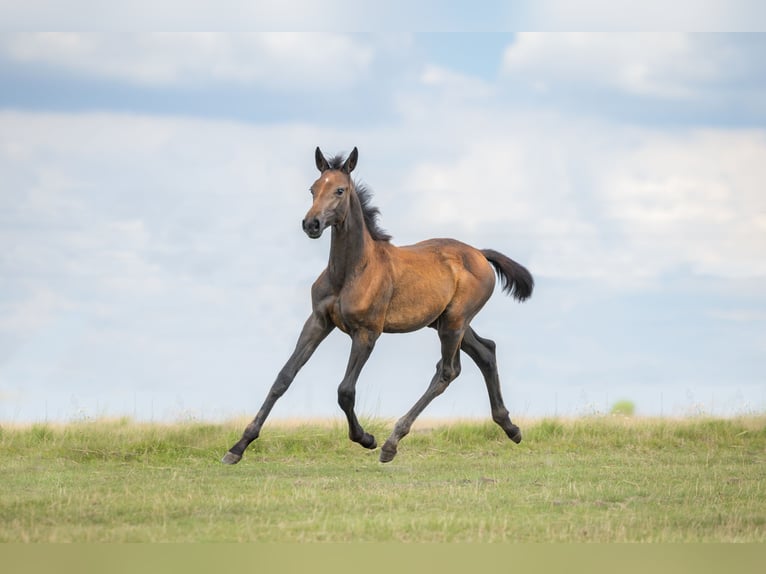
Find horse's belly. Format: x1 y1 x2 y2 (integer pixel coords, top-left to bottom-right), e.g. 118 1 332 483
383 312 440 333
382 287 451 333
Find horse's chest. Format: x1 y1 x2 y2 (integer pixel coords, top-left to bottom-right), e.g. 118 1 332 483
327 285 386 334
328 300 351 333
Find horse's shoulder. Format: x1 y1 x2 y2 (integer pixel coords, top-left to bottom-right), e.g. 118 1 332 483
310 269 336 307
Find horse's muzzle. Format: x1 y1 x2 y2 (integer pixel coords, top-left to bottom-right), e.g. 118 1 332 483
302 217 323 238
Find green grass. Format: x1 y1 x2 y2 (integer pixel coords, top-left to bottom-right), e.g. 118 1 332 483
1 416 764 542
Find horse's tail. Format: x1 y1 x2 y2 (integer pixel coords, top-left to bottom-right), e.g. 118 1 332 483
481 249 534 302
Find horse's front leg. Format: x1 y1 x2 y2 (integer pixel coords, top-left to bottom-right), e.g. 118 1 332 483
222 312 334 464
337 329 379 450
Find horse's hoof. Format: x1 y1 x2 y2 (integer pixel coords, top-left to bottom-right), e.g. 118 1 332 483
379 443 397 463
507 426 522 444
361 433 377 450
221 451 242 465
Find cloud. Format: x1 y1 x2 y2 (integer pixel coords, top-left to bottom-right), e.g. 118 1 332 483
601 129 766 279
520 1 766 31
502 33 765 102
1 33 373 90
393 106 766 285
3 1 763 32
420 65 494 99
0 2 424 32
0 288 69 334
0 110 337 407
0 110 320 330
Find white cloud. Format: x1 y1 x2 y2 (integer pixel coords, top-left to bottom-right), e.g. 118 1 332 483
0 288 70 334
394 107 766 284
2 33 373 90
3 105 764 298
420 65 494 100
0 1 410 32
3 1 763 32
0 110 319 327
601 129 766 279
502 33 748 100
0 110 335 407
521 1 766 31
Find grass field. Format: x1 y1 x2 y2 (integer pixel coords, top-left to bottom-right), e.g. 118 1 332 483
1 415 764 542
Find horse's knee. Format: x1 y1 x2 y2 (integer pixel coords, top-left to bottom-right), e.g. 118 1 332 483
433 362 460 394
483 337 496 353
473 340 497 374
443 361 461 382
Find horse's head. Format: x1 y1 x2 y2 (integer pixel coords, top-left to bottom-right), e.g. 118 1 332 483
302 147 358 239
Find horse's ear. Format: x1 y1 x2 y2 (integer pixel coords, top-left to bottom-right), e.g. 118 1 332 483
342 147 358 174
315 147 330 172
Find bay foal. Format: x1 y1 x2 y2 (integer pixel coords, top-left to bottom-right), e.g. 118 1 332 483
223 147 533 464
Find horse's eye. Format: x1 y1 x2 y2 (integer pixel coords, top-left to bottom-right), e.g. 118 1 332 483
335 187 345 196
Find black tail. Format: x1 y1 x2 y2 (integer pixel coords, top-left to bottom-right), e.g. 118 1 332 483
481 249 534 302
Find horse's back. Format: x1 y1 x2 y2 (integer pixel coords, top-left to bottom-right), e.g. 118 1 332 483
398 238 495 282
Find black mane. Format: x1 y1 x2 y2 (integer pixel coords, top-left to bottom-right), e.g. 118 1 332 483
356 183 391 242
326 153 391 242
326 154 346 170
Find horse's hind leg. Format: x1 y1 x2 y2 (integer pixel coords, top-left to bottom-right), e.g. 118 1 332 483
380 327 464 463
460 327 522 443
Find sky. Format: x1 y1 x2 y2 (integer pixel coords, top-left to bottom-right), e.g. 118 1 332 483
1 30 765 424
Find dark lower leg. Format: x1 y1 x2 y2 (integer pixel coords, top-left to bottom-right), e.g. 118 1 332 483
379 368 449 462
338 330 378 450
380 329 463 462
338 388 377 449
222 370 293 464
461 327 521 443
222 313 333 464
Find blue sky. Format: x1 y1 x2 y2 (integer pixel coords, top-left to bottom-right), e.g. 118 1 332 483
1 32 765 423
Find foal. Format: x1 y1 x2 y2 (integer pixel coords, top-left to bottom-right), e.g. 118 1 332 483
223 147 533 464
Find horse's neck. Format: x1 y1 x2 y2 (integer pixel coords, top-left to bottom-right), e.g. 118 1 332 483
328 192 373 289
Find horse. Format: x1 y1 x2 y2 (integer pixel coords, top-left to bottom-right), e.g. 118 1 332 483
222 147 533 464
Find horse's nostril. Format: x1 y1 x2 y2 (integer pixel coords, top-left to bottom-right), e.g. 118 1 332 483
303 218 320 234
